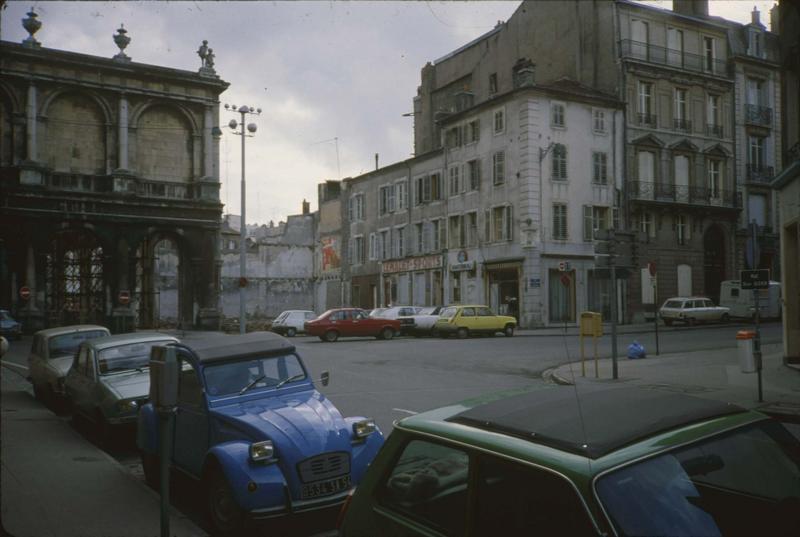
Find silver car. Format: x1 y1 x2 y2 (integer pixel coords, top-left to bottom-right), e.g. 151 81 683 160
659 297 731 326
65 332 178 440
28 325 110 404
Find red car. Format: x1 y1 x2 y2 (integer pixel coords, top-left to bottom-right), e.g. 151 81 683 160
304 308 401 342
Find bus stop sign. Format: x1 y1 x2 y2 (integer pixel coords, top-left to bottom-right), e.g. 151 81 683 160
740 269 769 290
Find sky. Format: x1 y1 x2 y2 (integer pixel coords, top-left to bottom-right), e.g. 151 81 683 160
1 0 777 227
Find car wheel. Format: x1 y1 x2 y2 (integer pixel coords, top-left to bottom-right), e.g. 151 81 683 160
664 319 673 326
207 468 245 536
503 324 515 337
380 327 394 340
431 328 440 338
457 327 468 339
141 451 160 489
687 317 697 326
324 330 339 343
721 313 730 323
286 327 297 337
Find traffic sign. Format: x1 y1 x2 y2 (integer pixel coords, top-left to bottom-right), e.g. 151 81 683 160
118 290 130 305
19 286 31 300
560 274 571 287
740 269 769 290
648 262 657 277
558 261 571 272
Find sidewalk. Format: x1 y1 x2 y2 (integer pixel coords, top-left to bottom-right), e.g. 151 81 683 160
516 319 757 337
1 363 206 537
546 342 800 417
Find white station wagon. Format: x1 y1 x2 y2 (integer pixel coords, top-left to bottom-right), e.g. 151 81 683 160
659 297 730 326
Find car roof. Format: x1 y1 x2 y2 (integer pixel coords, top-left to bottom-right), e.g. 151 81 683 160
35 325 109 338
400 385 750 464
664 297 709 301
85 332 177 350
180 331 295 364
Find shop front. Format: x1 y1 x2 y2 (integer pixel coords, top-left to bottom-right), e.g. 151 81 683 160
483 259 522 320
381 254 443 306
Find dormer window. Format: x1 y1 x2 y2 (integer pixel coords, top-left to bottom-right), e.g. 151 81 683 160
748 29 763 58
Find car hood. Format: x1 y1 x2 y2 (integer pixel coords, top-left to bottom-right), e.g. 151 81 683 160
211 390 353 455
101 371 150 400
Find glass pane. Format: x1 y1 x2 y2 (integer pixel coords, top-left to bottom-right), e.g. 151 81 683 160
204 354 306 396
97 339 172 374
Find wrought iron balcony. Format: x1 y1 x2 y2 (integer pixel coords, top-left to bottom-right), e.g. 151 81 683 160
673 118 692 132
637 113 657 127
746 164 774 183
706 123 723 138
620 39 729 76
744 104 772 127
627 181 740 209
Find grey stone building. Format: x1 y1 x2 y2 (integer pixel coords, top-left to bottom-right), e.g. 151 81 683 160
0 11 228 332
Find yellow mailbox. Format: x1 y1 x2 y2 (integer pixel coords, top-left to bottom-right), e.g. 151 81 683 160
580 311 603 337
579 311 603 378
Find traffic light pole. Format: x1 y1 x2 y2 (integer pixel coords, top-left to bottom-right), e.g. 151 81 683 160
611 264 618 380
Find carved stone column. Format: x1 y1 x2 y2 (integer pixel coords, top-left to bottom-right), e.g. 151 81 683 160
20 83 44 185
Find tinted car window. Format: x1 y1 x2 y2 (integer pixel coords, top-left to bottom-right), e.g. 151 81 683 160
331 310 349 321
461 308 475 317
354 310 369 320
474 456 595 536
378 439 469 536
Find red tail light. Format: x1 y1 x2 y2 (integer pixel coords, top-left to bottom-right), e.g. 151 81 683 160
336 488 355 530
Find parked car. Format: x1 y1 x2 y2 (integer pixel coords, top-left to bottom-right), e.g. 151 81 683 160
406 306 444 336
28 325 110 404
720 279 782 319
659 297 730 326
374 306 422 335
338 384 800 537
305 308 401 342
271 310 317 337
65 332 178 440
137 332 384 536
0 309 22 340
367 307 387 318
433 305 516 338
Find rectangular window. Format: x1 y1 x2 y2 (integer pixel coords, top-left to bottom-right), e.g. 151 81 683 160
551 102 565 127
446 126 462 148
638 81 653 124
593 109 606 133
583 206 609 241
414 176 424 206
449 165 461 196
493 109 505 134
432 172 442 201
747 78 764 106
552 144 567 181
484 210 491 243
466 212 478 247
379 185 394 215
489 73 498 94
352 236 365 264
368 232 377 261
667 27 684 66
468 159 481 191
676 215 690 245
492 151 505 185
704 37 716 73
396 181 407 211
431 219 445 251
592 152 608 184
552 204 567 240
415 223 424 254
640 211 655 238
638 151 655 182
468 119 480 143
492 206 512 242
674 88 687 120
749 30 763 58
395 226 405 258
349 194 365 221
707 94 721 136
708 159 722 197
381 230 390 260
448 215 464 248
749 136 766 171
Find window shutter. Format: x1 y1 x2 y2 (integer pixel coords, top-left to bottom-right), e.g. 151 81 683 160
484 210 491 242
584 205 593 241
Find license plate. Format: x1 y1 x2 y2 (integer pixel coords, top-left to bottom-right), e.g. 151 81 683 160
301 475 351 500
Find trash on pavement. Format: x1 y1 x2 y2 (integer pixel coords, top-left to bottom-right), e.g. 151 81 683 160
627 340 646 359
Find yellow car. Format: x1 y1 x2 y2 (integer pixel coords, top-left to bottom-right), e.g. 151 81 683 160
434 305 516 338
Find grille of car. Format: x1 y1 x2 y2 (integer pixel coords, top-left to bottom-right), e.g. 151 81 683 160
297 451 350 483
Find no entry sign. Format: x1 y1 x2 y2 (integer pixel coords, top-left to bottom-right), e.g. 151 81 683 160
19 286 31 300
118 290 131 305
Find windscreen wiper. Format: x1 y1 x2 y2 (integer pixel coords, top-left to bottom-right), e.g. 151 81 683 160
239 374 267 395
275 373 305 389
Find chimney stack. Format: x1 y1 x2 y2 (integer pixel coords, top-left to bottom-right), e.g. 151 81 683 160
673 0 708 18
375 153 379 170
752 6 762 26
302 199 310 215
770 4 779 33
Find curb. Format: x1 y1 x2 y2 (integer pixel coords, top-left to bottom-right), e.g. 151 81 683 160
516 320 761 338
542 367 575 386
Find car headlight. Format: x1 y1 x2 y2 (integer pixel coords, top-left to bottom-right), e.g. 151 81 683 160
352 419 377 439
250 440 274 462
116 399 139 412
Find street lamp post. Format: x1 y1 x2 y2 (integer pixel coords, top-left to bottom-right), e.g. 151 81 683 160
225 103 261 334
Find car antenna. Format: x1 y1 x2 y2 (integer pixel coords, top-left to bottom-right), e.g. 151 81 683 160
559 314 592 473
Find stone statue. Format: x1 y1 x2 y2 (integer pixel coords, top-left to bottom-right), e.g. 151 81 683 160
206 48 215 69
197 40 209 67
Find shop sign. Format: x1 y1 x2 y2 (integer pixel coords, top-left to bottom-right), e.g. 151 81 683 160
529 278 541 288
450 260 475 272
383 255 442 274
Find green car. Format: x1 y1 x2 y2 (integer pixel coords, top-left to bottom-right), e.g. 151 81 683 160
338 385 800 536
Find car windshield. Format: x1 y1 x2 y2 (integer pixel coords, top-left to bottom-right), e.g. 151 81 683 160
48 330 108 357
440 307 458 318
595 420 800 537
97 340 172 374
203 353 307 396
274 312 289 322
418 307 437 315
663 300 684 309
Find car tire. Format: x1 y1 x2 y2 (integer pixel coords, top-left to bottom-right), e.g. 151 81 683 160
206 468 245 536
141 451 160 489
380 327 394 340
688 317 697 326
457 327 468 339
721 313 730 323
431 328 440 338
503 324 515 337
286 327 297 337
324 330 339 343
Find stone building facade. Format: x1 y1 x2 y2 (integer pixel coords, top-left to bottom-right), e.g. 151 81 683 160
0 12 228 332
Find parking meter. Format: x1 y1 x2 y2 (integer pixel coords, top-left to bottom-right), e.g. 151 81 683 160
149 345 178 409
148 345 177 537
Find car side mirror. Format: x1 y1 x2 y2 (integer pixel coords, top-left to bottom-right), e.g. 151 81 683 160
320 371 330 387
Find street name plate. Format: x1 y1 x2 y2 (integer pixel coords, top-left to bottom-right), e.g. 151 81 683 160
740 269 769 290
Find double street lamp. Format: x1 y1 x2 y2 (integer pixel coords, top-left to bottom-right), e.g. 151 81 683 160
224 103 261 334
